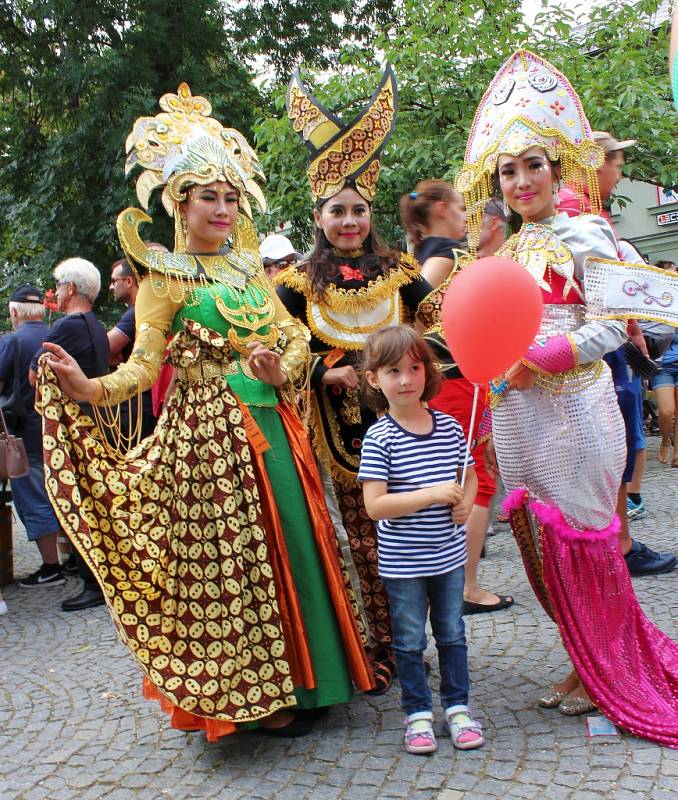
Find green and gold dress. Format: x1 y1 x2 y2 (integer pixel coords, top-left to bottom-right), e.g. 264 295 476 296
37 223 372 740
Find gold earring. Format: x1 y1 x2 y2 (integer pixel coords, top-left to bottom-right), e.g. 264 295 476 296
231 214 242 253
173 204 188 252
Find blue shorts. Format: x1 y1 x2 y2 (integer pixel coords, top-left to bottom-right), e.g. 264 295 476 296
10 454 60 541
651 362 678 390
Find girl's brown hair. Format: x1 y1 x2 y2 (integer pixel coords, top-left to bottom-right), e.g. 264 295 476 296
361 325 441 413
399 180 462 247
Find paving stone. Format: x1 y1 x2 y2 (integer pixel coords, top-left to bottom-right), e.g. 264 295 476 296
2 440 675 799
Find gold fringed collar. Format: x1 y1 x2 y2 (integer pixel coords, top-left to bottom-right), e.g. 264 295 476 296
276 253 420 314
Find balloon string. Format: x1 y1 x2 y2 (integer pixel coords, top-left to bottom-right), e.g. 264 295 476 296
454 382 480 536
460 383 479 489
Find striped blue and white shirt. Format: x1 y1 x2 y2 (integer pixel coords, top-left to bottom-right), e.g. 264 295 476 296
358 409 472 579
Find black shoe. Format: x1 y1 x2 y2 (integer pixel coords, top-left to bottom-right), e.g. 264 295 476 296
19 564 66 588
463 594 515 615
295 707 330 720
61 554 79 575
61 586 105 611
260 714 315 737
624 541 677 577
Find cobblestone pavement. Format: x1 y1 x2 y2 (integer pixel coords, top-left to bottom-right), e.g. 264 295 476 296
2 437 677 800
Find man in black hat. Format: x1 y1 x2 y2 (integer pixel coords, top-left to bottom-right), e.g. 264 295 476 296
0 284 64 588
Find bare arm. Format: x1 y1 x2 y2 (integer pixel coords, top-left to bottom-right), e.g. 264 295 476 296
362 479 464 521
107 327 131 366
421 256 455 289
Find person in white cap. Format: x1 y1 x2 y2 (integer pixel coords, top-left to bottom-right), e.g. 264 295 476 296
259 234 301 279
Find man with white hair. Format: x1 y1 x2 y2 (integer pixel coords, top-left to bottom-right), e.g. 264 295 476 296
29 257 110 610
0 284 64 593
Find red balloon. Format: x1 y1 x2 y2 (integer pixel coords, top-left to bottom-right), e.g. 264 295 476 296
441 257 543 385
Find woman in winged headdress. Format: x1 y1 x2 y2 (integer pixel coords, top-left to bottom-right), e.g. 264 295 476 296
456 50 678 745
276 65 433 693
37 83 373 740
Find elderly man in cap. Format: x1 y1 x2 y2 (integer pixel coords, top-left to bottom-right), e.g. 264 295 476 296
259 234 301 280
558 131 677 577
0 284 64 590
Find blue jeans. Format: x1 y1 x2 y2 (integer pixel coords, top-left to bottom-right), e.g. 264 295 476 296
10 451 60 541
383 566 469 715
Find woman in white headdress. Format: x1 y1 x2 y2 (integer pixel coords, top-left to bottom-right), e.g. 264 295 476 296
456 50 678 746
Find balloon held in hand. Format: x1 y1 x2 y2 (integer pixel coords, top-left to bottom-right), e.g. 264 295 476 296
441 257 543 385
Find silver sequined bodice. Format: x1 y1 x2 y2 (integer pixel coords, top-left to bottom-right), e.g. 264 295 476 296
539 303 585 336
493 301 626 531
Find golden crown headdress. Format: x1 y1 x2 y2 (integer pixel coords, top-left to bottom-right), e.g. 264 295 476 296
455 50 605 252
125 82 266 220
286 63 398 203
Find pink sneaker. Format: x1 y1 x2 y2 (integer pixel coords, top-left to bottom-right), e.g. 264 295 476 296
444 705 484 750
404 713 438 754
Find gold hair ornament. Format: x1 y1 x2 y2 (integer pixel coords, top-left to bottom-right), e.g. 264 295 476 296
287 64 398 203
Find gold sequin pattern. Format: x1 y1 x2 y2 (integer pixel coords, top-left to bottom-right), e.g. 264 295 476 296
36 327 298 722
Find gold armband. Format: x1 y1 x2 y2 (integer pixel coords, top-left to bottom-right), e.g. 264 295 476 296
97 324 167 406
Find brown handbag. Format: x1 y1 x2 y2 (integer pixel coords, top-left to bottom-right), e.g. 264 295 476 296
0 408 30 480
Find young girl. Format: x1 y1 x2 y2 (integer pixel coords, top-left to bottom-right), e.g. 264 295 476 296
358 326 483 755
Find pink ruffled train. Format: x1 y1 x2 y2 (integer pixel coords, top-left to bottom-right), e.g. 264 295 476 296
505 487 678 748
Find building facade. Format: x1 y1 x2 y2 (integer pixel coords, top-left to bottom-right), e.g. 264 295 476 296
611 178 678 264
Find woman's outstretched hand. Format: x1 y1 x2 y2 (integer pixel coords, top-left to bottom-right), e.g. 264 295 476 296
41 342 99 402
247 342 287 387
505 360 537 391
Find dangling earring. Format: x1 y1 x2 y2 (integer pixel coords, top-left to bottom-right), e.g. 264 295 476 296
174 213 188 253
502 198 512 220
552 180 562 204
230 214 242 253
173 200 188 252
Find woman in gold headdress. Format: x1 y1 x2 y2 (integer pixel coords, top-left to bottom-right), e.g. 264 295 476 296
37 83 373 741
276 65 433 693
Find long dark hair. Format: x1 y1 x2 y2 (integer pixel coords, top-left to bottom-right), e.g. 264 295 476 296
305 224 400 302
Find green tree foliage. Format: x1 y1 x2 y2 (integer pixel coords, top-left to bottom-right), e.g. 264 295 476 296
0 0 263 325
2 0 674 308
226 0 397 77
254 0 677 248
